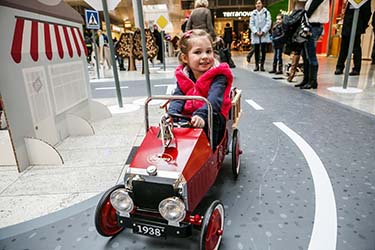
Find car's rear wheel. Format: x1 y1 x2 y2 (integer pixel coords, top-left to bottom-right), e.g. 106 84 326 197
231 129 241 178
200 200 224 250
95 184 125 237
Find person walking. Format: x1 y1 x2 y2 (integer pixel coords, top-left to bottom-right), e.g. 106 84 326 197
334 1 372 76
181 14 189 34
249 0 272 72
296 0 329 89
223 23 233 50
153 24 164 64
185 0 216 40
269 13 285 74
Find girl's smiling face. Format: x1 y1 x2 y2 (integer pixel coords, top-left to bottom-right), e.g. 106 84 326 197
181 36 214 80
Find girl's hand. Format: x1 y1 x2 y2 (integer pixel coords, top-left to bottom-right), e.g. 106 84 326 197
191 115 205 128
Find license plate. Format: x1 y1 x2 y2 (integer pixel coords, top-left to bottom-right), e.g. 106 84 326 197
133 222 166 238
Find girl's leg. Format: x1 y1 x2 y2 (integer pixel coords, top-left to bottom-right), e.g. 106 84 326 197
276 48 283 74
203 113 226 150
273 48 278 65
212 113 226 150
269 48 277 73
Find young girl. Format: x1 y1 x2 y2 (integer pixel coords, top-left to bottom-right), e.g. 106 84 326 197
168 29 233 149
269 13 285 74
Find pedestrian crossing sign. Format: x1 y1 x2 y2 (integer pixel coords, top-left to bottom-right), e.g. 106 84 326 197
85 9 100 29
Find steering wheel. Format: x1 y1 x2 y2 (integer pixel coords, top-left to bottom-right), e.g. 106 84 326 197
168 113 192 128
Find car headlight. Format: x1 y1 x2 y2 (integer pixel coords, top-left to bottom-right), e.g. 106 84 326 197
159 197 186 225
110 188 134 216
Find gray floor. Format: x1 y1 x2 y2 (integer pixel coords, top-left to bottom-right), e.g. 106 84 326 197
0 53 374 250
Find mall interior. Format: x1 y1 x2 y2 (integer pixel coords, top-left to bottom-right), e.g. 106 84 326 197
0 0 374 250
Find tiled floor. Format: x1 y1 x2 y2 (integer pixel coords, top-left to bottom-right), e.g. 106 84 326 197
0 52 374 229
234 52 375 116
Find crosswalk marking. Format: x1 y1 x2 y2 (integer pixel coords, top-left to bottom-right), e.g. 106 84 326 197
246 99 264 110
154 84 176 95
95 86 128 90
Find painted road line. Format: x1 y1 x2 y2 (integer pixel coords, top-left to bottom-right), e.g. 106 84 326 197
246 99 264 110
154 84 176 95
95 86 128 90
274 122 337 250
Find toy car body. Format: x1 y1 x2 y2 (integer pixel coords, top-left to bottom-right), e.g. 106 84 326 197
95 92 242 250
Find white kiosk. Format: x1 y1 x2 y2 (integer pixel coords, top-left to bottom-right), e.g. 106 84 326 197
0 0 110 171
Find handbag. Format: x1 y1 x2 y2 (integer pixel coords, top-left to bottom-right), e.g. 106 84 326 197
292 12 311 44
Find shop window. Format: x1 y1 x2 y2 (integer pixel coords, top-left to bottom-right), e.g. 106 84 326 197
181 0 194 9
218 0 230 6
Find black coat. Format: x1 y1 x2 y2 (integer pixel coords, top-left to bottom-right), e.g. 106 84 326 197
271 23 285 48
223 27 232 44
372 11 375 32
342 1 372 37
153 29 163 62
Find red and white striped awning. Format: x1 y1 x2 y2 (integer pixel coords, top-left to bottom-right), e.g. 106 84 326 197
11 17 88 64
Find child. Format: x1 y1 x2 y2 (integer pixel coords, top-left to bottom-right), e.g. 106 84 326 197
269 13 285 74
168 29 233 149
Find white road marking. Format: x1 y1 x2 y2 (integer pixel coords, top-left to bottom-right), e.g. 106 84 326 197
95 86 128 90
273 122 337 250
154 84 176 95
246 99 264 110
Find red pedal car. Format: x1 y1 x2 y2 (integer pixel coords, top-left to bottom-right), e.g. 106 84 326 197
95 90 242 250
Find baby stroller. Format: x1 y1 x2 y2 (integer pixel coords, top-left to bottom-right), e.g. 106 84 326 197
214 37 236 68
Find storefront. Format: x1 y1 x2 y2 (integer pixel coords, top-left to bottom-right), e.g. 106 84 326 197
325 0 374 59
101 22 124 40
213 8 252 50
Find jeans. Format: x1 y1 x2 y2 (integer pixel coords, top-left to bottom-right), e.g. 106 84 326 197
203 113 226 150
302 24 323 67
273 47 283 65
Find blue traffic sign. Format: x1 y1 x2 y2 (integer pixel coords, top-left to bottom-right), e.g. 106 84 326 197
85 9 100 30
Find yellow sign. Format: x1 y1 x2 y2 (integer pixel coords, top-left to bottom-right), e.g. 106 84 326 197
156 15 168 29
348 0 368 8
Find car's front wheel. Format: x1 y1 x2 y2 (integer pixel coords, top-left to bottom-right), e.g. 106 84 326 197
200 200 224 250
95 184 125 237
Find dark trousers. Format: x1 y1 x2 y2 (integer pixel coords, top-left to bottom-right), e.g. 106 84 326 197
224 41 232 50
336 34 362 72
117 57 125 69
254 43 267 64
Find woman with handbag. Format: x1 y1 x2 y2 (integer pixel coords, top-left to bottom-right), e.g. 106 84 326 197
296 0 329 89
